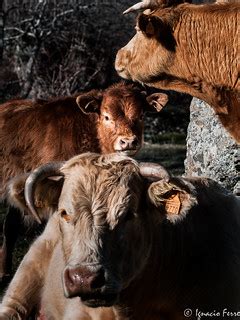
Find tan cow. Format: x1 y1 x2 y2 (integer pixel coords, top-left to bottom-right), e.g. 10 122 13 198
0 153 240 320
116 2 240 142
0 82 168 279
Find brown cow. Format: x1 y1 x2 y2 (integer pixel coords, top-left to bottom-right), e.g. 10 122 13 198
0 153 240 320
0 82 168 279
115 2 240 142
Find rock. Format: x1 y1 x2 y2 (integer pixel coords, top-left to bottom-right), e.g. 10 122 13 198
185 98 239 192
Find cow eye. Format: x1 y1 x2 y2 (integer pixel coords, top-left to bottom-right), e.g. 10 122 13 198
60 209 71 222
104 115 110 121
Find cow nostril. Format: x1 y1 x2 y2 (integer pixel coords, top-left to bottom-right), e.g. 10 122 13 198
64 266 106 296
132 137 139 147
120 139 127 146
91 269 105 290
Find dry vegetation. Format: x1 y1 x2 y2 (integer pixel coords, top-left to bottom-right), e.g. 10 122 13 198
0 0 135 100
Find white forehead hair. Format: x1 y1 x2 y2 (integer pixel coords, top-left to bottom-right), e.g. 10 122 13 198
60 152 139 172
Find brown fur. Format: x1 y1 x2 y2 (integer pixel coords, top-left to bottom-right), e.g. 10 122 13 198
1 153 240 319
0 82 168 279
0 82 145 198
0 82 168 199
116 2 240 141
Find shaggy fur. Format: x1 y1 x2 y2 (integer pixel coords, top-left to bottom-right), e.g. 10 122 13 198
0 82 168 278
1 153 240 319
0 82 168 198
115 2 240 142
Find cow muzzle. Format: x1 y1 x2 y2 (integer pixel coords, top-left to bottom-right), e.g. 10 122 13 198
114 135 140 156
63 265 119 307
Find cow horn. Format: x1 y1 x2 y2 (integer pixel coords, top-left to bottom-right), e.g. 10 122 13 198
139 162 170 181
24 162 65 224
123 0 153 14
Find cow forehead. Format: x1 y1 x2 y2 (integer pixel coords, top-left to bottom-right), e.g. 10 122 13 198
72 180 137 229
67 163 140 202
59 154 143 223
123 32 141 52
101 94 144 116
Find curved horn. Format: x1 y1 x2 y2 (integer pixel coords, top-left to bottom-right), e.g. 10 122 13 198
139 162 170 181
24 162 65 224
123 0 153 14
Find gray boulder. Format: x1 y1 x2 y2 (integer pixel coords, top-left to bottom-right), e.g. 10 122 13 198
185 98 239 192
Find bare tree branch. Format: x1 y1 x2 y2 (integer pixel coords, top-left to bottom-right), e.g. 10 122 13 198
4 27 36 40
1 0 134 100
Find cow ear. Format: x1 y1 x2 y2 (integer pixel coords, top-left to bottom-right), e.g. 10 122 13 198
7 174 29 214
76 90 103 114
138 14 164 37
148 178 197 223
146 93 168 112
7 174 64 220
138 14 176 51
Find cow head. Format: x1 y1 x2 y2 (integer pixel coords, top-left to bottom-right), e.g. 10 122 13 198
8 153 197 308
115 9 177 85
76 83 168 156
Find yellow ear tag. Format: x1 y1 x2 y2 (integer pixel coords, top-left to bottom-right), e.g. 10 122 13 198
165 193 181 215
63 214 71 222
